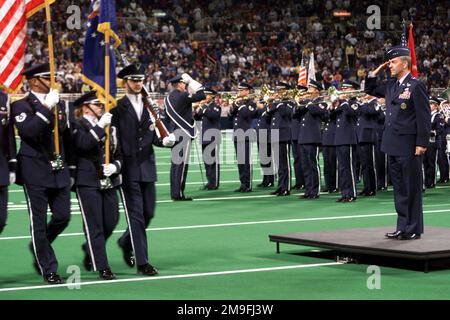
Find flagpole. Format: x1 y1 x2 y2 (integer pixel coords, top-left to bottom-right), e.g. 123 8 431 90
104 29 111 165
44 0 60 156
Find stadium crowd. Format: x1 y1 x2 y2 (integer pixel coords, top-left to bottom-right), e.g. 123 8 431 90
23 0 450 94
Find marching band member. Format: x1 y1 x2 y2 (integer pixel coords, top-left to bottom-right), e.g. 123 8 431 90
193 88 221 190
322 97 338 193
0 90 16 234
436 97 449 183
256 94 275 188
290 85 306 191
113 64 175 276
296 80 327 199
72 91 121 280
165 74 206 200
365 45 431 240
334 85 359 203
229 83 258 193
374 98 389 191
355 89 379 197
12 63 73 284
268 82 294 196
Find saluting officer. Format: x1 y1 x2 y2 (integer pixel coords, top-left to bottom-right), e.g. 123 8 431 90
256 97 274 188
165 74 206 200
193 88 221 190
268 82 294 196
365 45 431 240
423 97 445 188
230 83 258 192
113 64 175 276
12 63 73 284
0 90 17 234
72 91 121 280
297 80 327 199
334 87 359 203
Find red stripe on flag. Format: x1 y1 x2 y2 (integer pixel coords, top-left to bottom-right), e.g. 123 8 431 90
0 36 26 84
0 0 21 30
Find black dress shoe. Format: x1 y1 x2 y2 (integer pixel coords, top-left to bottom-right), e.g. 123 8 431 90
293 184 305 190
377 186 387 191
358 190 368 196
257 182 266 187
341 197 356 203
277 191 290 196
329 188 338 193
308 195 320 199
385 230 403 239
299 194 310 199
241 188 252 193
137 263 158 276
366 191 376 196
99 268 116 280
234 187 244 192
336 197 344 202
322 188 329 193
398 233 421 240
44 272 64 284
266 182 274 187
270 190 280 195
118 240 134 268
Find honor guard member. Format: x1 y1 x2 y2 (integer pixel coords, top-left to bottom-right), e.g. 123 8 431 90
193 88 221 190
229 83 258 192
0 90 17 234
334 87 359 202
267 82 294 196
256 95 274 188
296 80 327 199
165 74 206 200
12 63 73 284
423 97 444 188
113 64 176 276
322 99 338 193
290 85 306 190
435 97 449 183
72 91 121 280
365 45 431 240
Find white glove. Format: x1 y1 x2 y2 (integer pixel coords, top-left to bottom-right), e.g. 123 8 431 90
162 133 176 147
102 163 118 177
9 172 16 185
97 112 112 128
44 89 60 109
181 73 192 84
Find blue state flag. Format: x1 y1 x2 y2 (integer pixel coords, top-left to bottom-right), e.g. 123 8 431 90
82 0 121 106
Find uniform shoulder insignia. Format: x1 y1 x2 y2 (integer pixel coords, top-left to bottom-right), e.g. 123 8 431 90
149 124 155 131
351 103 359 110
248 106 254 111
15 112 27 123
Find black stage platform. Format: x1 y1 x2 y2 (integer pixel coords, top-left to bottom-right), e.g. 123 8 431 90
269 227 450 272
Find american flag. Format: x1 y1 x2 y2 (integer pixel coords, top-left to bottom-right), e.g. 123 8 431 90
0 0 54 92
297 54 307 86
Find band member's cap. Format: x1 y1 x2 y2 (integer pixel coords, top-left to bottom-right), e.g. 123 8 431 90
73 91 103 108
204 87 218 95
275 82 292 90
117 63 146 80
308 79 323 91
23 63 51 79
237 82 253 90
386 45 410 60
342 79 360 90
